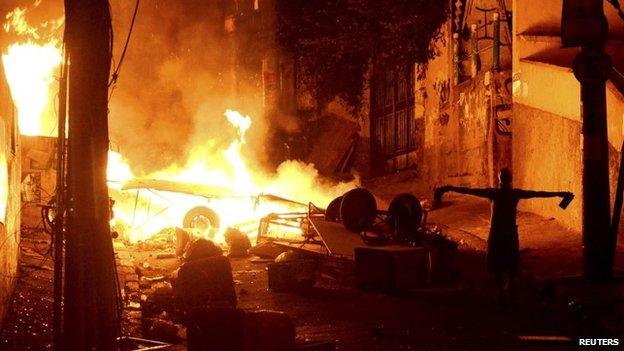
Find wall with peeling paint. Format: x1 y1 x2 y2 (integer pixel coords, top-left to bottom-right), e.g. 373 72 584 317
0 60 20 326
422 68 513 188
418 0 513 188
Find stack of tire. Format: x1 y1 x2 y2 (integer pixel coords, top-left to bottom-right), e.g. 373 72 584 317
325 188 423 240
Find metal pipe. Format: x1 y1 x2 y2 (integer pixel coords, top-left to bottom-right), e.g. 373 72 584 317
470 24 478 78
493 13 500 71
453 33 460 85
53 48 68 351
609 139 624 270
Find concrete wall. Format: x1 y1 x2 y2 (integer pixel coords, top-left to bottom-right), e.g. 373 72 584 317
0 60 20 326
420 0 513 188
515 0 624 37
513 1 624 235
514 62 624 232
513 103 583 229
423 68 491 187
20 136 57 228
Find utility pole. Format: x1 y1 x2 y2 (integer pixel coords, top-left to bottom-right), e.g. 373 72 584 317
563 0 614 280
62 0 118 349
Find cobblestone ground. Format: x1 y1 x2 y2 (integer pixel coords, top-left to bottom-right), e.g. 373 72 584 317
1 190 622 350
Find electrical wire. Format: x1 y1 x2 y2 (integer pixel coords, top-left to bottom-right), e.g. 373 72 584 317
109 0 141 88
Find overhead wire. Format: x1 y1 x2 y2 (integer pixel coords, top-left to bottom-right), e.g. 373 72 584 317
109 0 141 88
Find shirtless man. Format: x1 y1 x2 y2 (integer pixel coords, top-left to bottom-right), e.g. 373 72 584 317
434 168 574 303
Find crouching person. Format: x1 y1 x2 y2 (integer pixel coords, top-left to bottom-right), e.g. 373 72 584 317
175 238 295 350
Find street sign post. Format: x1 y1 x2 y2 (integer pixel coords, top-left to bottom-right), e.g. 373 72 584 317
565 0 615 281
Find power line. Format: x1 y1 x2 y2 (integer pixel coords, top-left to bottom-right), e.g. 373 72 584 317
109 0 141 88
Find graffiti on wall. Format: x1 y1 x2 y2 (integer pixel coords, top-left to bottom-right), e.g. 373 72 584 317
493 76 512 135
435 78 451 109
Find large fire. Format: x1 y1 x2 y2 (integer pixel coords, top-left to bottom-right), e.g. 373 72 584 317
107 109 355 243
2 6 357 244
2 7 62 137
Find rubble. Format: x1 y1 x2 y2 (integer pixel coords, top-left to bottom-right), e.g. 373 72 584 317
146 318 184 344
174 255 237 310
268 251 317 292
174 227 192 257
184 238 223 262
141 281 175 319
224 227 252 257
249 242 287 259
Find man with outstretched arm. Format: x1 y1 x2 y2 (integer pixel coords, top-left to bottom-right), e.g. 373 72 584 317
434 168 574 304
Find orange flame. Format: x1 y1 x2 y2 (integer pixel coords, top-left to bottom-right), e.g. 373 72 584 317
109 110 357 243
2 7 63 137
2 7 358 244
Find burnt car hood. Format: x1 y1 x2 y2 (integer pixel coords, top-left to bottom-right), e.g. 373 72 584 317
121 178 233 199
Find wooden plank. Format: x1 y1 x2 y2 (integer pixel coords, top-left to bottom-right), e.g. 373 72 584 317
307 114 359 175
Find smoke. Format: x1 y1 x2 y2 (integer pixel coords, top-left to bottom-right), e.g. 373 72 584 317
2 1 357 197
264 160 359 207
108 0 266 174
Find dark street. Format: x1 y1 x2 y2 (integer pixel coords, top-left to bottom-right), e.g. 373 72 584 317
0 0 623 350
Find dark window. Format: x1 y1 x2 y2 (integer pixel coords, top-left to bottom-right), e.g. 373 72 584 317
370 65 416 162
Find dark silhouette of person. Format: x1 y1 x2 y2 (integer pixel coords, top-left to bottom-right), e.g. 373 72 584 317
434 168 574 303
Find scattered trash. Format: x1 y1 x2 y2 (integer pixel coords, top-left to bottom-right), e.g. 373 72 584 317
147 318 183 344
140 276 166 283
249 242 287 259
249 257 275 264
184 238 223 262
126 301 141 310
268 257 317 292
174 227 192 257
141 281 175 318
174 255 237 310
155 252 176 259
275 250 303 263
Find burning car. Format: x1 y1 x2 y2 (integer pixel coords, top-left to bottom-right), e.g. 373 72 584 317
110 177 308 243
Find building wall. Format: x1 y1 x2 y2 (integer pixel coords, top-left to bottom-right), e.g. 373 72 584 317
513 1 624 236
0 60 20 326
513 103 583 229
420 0 513 188
20 136 57 228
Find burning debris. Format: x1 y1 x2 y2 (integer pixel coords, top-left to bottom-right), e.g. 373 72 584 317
3 4 359 248
4 1 622 350
106 109 358 245
2 5 63 137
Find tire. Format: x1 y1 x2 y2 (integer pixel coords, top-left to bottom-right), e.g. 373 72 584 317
182 206 221 238
325 196 343 222
387 193 422 241
339 188 377 232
